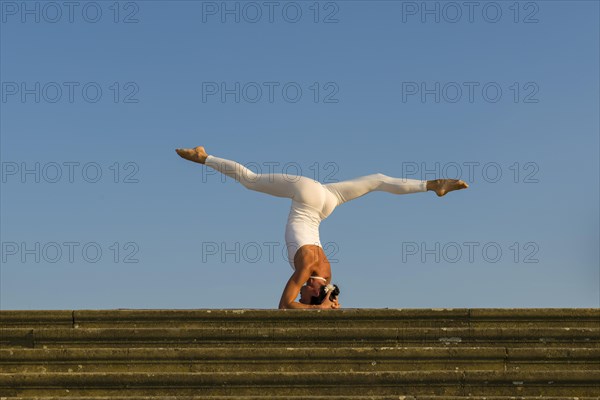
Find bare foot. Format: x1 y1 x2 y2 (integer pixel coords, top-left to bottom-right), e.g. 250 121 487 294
427 179 469 197
175 146 208 164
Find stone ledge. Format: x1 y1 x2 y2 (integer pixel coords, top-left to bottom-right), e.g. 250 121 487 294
1 309 598 398
2 397 600 400
2 346 598 361
1 370 599 396
1 308 599 326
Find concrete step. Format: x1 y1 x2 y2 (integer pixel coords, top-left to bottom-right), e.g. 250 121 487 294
1 309 598 397
0 370 599 396
1 347 598 373
1 309 598 329
2 327 598 348
2 397 600 400
0 395 598 400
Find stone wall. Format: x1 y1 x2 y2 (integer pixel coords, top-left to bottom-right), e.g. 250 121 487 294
1 308 599 398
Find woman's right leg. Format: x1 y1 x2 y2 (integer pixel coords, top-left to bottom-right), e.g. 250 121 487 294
324 173 428 207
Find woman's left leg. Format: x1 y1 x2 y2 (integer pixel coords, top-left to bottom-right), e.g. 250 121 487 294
204 154 324 206
176 147 328 208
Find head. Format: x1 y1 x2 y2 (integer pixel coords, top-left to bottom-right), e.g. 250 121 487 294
299 278 324 304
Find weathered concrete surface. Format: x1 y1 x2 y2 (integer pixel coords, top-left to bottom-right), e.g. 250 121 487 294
2 308 599 328
1 347 597 374
2 327 598 349
1 398 600 400
0 308 598 398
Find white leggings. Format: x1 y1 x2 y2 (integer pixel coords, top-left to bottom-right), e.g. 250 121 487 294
204 154 428 268
205 155 427 208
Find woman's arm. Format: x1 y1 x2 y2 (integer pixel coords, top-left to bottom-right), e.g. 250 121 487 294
278 267 319 309
278 269 340 309
279 246 340 309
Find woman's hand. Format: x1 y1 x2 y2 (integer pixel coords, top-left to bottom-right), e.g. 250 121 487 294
319 296 341 309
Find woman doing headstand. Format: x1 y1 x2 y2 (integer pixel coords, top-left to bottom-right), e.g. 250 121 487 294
176 146 468 309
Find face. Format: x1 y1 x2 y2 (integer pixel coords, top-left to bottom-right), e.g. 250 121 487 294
299 279 323 304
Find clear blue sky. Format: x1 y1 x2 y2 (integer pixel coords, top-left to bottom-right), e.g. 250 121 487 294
1 0 598 309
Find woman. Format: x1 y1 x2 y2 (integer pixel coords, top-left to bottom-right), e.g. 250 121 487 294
176 146 468 309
